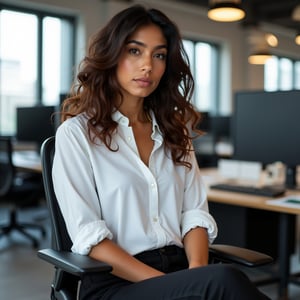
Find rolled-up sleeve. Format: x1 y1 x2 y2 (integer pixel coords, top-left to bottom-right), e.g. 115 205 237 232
72 220 112 254
181 209 218 244
181 153 218 244
52 120 112 255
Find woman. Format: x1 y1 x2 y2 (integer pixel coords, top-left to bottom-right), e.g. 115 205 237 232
53 5 270 300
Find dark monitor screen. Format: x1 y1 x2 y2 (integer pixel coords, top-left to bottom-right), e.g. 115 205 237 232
232 90 300 187
210 116 231 139
197 113 231 137
16 106 56 149
196 112 210 131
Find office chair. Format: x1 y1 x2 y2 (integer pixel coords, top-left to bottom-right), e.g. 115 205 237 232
0 136 46 248
38 136 273 300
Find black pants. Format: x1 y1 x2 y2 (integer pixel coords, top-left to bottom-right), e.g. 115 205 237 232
79 246 270 300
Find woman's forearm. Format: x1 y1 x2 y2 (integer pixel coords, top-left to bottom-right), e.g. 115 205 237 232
89 239 165 282
183 227 209 268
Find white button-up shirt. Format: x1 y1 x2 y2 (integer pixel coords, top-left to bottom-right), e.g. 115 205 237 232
52 111 217 256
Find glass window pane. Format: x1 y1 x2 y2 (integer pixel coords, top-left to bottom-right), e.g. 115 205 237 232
182 40 194 71
182 40 195 105
295 61 300 90
42 17 61 106
195 43 213 111
264 57 278 91
183 40 218 113
279 58 293 90
42 17 73 106
0 10 37 134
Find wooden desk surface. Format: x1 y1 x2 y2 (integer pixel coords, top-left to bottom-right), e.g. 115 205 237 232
202 168 300 215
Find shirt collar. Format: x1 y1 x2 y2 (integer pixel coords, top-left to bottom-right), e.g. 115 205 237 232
112 109 162 135
112 110 129 126
147 110 163 138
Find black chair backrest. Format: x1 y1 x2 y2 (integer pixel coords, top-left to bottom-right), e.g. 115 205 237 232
0 137 14 197
40 136 73 251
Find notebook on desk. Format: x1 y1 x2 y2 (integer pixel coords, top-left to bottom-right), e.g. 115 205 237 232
210 182 286 197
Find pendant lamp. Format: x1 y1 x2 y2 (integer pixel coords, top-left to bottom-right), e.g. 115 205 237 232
208 0 245 22
248 51 272 65
295 33 300 45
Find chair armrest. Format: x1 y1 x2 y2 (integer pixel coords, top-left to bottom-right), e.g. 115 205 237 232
209 244 273 267
37 248 112 276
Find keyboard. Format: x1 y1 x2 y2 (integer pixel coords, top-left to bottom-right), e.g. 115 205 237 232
210 183 286 197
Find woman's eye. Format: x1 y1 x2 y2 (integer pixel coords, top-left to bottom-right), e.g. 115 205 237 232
154 53 167 60
128 48 140 55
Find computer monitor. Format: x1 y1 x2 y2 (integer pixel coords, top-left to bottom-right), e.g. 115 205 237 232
232 90 300 188
210 116 231 140
16 106 56 150
196 111 210 131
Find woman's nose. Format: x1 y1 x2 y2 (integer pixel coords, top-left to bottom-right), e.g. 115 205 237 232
141 56 152 73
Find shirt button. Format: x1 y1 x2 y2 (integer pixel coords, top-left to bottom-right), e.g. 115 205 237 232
127 136 132 142
153 217 158 222
150 183 155 188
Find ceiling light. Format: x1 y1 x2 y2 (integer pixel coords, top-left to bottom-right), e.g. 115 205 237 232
248 51 272 65
247 27 274 64
208 0 245 22
295 33 300 45
292 5 300 21
265 33 278 47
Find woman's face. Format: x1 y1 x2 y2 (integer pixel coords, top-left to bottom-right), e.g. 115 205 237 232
116 24 167 101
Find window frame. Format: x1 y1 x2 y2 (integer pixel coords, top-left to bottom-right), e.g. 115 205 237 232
0 3 76 105
0 3 76 135
264 55 300 91
183 38 221 115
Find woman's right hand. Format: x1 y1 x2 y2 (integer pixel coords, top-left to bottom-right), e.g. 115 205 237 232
89 239 165 282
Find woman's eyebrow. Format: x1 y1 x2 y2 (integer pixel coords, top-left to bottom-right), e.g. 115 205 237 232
126 39 167 50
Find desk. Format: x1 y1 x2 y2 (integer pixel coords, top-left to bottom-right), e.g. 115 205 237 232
202 168 300 299
10 157 299 296
13 151 42 173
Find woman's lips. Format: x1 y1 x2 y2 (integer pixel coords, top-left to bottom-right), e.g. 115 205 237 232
134 78 152 87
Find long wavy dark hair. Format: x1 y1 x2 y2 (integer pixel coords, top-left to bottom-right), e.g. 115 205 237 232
61 4 202 168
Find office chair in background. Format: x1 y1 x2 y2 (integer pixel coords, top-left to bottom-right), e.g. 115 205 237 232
38 136 273 300
0 136 46 248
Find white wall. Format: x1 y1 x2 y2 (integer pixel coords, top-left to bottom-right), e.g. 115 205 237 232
5 0 300 112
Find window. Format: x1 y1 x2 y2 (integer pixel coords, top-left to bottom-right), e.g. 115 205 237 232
294 61 300 89
264 56 300 91
183 39 219 114
0 5 75 135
